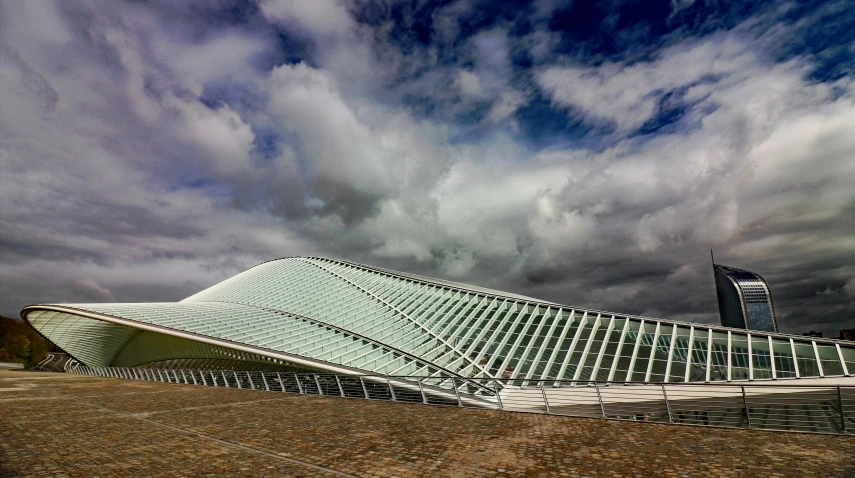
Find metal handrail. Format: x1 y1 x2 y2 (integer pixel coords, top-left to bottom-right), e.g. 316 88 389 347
68 366 853 435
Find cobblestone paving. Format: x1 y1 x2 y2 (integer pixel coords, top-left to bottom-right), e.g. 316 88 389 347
1 368 853 477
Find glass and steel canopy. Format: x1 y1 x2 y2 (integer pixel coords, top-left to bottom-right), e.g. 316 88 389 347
22 257 855 384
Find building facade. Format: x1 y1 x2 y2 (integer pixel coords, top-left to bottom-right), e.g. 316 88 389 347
713 264 778 333
23 257 853 393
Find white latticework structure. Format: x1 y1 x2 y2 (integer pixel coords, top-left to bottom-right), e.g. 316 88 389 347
24 257 855 392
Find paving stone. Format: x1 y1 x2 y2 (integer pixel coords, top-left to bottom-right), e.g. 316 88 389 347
1 368 853 477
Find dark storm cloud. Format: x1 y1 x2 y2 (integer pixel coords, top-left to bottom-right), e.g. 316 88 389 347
0 0 853 337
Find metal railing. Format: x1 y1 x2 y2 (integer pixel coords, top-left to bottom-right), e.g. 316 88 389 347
69 365 853 435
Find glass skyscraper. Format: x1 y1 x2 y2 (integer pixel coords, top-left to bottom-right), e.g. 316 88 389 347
713 263 778 332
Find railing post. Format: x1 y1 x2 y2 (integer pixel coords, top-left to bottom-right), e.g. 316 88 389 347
335 375 345 397
453 379 463 407
276 373 283 392
181 370 188 384
493 379 504 410
190 370 198 385
741 385 752 429
594 382 606 418
221 371 229 387
234 371 242 389
839 386 847 433
261 372 270 391
387 377 397 401
661 385 673 423
157 369 165 382
418 379 427 404
540 382 551 414
313 374 323 395
247 371 255 390
294 374 304 394
359 376 369 399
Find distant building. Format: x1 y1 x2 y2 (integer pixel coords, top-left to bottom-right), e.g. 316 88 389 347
712 255 778 333
840 329 855 341
803 331 823 338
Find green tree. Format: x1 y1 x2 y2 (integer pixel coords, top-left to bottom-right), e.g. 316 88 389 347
18 336 31 361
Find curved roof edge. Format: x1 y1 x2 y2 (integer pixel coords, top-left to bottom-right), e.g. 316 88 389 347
21 304 370 376
210 256 855 346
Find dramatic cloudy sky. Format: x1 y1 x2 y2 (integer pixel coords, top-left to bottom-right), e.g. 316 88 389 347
1 0 853 336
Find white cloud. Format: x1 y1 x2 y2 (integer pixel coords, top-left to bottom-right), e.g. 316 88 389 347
171 98 256 176
537 37 758 132
1 1 853 337
455 69 483 99
259 0 354 36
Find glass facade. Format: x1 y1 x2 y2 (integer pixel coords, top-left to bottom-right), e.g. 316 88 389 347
713 264 778 332
23 257 853 386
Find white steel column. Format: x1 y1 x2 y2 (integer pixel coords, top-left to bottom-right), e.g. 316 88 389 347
541 309 572 381
511 306 550 380
769 336 777 380
683 326 695 383
607 319 631 382
496 305 539 380
663 324 678 382
813 341 824 377
572 314 603 382
790 338 800 378
837 343 850 376
589 316 616 382
747 333 753 381
461 299 506 362
625 319 646 382
511 307 552 379
705 328 713 383
727 331 732 381
523 307 562 385
643 322 662 382
555 311 590 386
471 301 516 370
482 302 527 376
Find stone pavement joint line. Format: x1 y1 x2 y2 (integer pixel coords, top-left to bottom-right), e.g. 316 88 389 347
41 389 358 478
2 368 854 478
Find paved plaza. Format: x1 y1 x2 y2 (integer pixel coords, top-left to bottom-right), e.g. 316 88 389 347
1 368 853 477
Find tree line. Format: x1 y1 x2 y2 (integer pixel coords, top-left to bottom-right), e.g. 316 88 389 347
0 316 56 367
